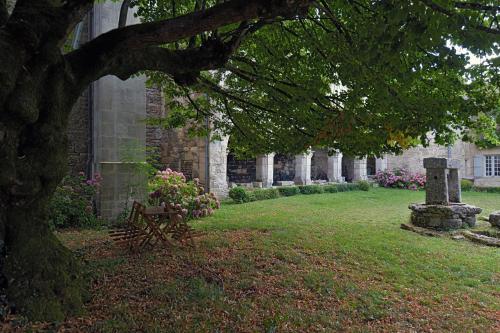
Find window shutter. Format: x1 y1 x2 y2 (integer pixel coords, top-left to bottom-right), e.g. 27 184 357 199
473 155 484 177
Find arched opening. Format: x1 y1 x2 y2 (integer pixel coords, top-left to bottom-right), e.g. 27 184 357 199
226 152 256 185
311 149 328 181
367 156 377 177
342 156 354 182
273 153 295 183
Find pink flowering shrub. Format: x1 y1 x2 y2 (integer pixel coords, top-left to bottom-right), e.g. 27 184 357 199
148 168 220 220
48 172 102 229
375 168 426 190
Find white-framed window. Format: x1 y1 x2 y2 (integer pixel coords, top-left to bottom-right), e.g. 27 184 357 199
485 155 500 176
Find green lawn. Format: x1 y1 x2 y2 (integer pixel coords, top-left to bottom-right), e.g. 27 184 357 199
53 189 500 332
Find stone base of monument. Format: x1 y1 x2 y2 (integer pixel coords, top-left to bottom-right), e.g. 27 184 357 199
489 211 500 228
408 203 482 231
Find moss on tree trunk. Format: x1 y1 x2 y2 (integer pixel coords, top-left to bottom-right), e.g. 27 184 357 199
0 63 88 320
3 203 87 321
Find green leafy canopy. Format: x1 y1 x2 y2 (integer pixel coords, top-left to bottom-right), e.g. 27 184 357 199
133 0 500 156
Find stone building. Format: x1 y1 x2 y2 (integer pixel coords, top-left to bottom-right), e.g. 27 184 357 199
66 1 499 220
386 140 500 187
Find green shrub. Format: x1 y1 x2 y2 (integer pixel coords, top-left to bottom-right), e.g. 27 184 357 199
48 172 103 230
253 188 280 201
335 183 358 192
229 187 250 203
278 186 301 196
348 183 360 191
246 191 257 202
461 179 474 191
472 186 500 193
356 180 371 191
299 185 324 195
323 184 339 193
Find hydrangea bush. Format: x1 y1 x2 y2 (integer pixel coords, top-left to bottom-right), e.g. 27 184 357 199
148 168 220 220
375 168 426 190
48 172 102 229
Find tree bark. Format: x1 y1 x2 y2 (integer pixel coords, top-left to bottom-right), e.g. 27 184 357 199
0 94 87 320
2 202 87 321
0 47 85 320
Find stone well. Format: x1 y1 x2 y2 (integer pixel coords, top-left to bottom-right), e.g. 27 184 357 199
490 211 500 228
409 158 482 231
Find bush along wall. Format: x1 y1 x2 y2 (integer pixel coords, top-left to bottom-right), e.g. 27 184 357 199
375 168 426 190
470 186 500 194
228 182 367 204
48 172 103 230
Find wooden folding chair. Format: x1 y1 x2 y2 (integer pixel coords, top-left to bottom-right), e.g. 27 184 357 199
165 207 200 247
140 210 172 248
109 201 148 251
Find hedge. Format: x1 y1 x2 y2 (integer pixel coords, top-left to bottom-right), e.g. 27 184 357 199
471 186 500 194
229 182 367 204
278 186 301 196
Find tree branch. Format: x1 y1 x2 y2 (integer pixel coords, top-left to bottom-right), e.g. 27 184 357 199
420 0 499 35
118 0 132 28
6 0 93 50
0 0 7 26
454 2 500 12
112 42 232 84
69 34 245 90
96 0 309 49
66 0 311 87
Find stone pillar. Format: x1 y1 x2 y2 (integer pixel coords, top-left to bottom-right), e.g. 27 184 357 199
327 152 343 182
423 158 449 205
256 153 275 188
208 136 229 198
447 159 461 203
294 151 313 185
352 158 368 181
93 2 147 220
375 156 388 173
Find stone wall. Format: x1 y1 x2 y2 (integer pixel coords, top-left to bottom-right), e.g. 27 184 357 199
387 141 466 176
274 154 295 182
387 139 500 187
159 126 207 182
145 86 166 170
67 89 90 175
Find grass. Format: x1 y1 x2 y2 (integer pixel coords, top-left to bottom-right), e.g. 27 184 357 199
27 189 500 332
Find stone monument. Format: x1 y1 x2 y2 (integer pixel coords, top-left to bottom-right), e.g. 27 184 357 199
409 158 482 230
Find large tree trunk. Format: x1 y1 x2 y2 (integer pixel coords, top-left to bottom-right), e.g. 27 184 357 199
0 61 87 320
2 201 87 321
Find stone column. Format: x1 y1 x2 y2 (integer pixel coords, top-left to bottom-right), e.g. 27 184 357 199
208 136 229 198
423 158 449 205
327 152 343 182
294 151 313 185
447 159 461 203
256 153 275 188
352 157 368 181
375 155 388 173
93 2 147 220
